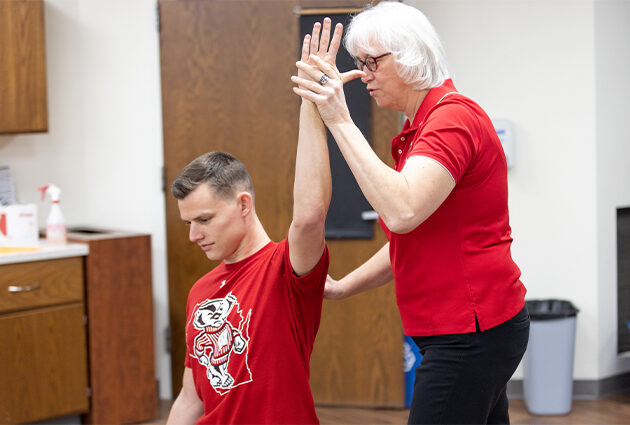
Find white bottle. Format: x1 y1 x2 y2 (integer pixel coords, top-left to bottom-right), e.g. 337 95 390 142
38 184 67 245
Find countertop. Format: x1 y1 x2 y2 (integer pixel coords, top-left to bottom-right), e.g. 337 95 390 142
0 240 89 265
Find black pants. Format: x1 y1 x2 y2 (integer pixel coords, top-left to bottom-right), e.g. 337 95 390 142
408 306 530 425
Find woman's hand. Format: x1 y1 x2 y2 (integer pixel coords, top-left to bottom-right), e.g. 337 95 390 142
292 19 364 126
324 274 347 300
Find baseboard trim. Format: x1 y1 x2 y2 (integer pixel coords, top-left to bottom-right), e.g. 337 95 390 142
507 371 630 400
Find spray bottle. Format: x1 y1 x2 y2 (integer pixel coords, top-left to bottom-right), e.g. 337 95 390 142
38 184 67 245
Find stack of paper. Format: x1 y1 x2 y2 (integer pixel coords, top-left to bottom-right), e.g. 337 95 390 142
0 166 16 206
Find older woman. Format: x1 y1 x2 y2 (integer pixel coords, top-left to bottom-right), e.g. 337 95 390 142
292 2 529 424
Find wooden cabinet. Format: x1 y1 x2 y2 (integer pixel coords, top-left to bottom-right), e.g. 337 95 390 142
68 229 158 425
0 257 89 424
0 0 48 133
0 234 157 425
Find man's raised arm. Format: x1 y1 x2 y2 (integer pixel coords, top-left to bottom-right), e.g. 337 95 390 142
288 19 340 276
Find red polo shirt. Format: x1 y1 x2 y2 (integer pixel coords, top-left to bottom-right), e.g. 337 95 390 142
380 79 526 336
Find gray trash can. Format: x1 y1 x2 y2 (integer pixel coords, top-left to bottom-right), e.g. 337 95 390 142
523 299 579 415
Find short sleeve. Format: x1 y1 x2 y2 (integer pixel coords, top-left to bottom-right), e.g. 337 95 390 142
408 101 477 183
281 238 329 297
184 300 192 368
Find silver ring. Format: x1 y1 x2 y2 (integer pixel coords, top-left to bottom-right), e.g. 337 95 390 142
319 73 330 85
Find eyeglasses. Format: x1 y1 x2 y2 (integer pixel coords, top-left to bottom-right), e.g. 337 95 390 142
354 52 392 72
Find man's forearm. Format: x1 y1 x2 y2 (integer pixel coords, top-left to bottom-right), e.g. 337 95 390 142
288 100 332 276
293 100 331 222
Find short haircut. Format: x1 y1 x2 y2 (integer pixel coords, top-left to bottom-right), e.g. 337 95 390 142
171 151 255 201
344 1 449 90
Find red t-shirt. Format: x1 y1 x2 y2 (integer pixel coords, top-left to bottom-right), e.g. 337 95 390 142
184 238 329 424
380 79 526 336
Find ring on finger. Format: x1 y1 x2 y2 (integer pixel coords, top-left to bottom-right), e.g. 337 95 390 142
319 73 330 85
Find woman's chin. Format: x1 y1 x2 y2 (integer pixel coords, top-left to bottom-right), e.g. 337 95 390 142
374 97 391 110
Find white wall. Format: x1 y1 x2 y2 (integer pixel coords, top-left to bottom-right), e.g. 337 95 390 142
407 0 603 380
595 0 630 378
0 0 172 398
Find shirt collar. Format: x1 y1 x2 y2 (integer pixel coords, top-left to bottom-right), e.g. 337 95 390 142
405 78 457 132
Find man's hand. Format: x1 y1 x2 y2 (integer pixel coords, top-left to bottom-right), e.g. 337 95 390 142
297 17 362 85
292 19 364 126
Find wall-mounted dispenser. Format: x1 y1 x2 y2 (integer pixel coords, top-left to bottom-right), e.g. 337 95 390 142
492 119 514 168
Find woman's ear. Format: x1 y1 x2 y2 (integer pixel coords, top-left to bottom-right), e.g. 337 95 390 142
236 192 253 216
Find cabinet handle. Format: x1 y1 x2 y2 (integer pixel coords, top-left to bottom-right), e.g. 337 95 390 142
7 283 41 293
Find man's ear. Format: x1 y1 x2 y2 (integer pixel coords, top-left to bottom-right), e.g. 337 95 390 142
236 192 253 216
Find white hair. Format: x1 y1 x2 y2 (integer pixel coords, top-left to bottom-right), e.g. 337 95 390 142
344 1 449 90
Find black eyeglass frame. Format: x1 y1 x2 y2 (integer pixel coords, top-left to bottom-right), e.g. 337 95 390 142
354 52 392 72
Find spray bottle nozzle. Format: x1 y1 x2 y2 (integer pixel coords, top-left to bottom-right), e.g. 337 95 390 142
37 185 50 201
38 184 61 203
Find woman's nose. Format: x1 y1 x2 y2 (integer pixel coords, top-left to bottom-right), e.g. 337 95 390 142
361 69 374 83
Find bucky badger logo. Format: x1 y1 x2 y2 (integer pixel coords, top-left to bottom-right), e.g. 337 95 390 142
190 293 252 393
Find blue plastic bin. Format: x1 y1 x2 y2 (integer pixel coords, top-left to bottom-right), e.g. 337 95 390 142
403 335 422 408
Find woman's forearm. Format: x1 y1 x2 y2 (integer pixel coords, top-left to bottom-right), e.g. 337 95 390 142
334 243 393 298
327 121 417 230
327 120 454 234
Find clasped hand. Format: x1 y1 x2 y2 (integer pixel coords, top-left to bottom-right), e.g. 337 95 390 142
291 18 364 126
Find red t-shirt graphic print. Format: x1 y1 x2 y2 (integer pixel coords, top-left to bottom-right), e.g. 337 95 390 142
188 293 252 395
184 239 328 424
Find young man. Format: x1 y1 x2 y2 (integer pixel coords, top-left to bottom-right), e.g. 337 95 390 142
165 19 340 425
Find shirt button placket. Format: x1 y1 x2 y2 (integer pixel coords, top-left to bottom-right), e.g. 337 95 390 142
398 136 407 155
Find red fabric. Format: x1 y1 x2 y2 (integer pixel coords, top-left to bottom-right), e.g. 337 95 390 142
184 238 328 424
380 79 526 336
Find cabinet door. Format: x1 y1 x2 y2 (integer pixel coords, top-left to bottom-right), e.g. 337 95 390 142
77 234 158 425
0 304 89 424
0 0 48 133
